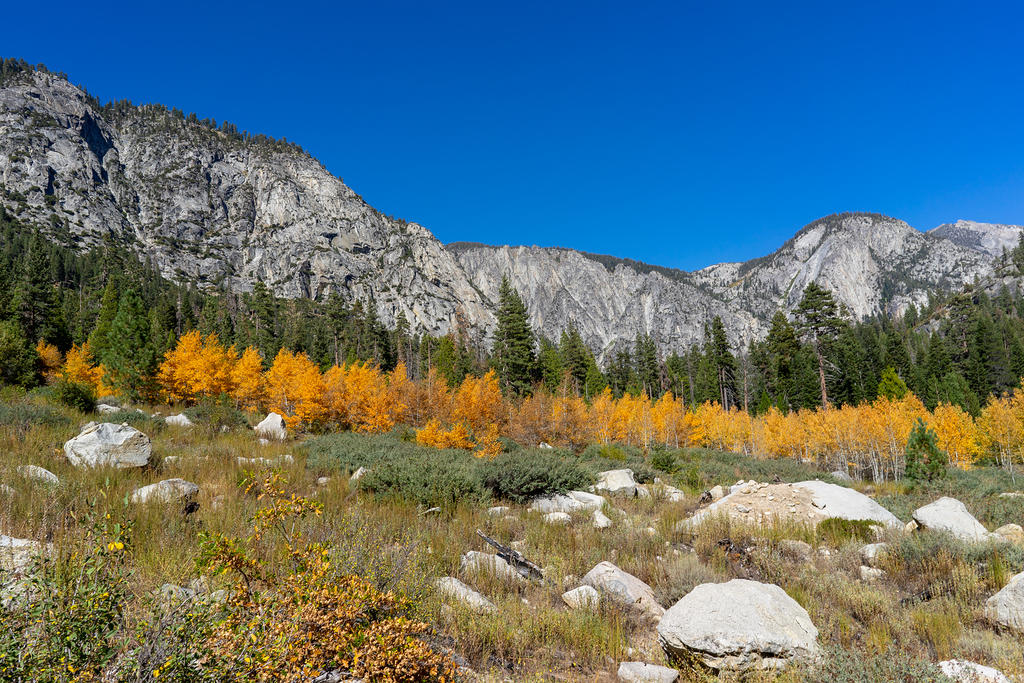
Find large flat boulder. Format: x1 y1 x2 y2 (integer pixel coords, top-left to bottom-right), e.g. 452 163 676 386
985 569 1024 632
582 561 663 619
130 478 200 506
938 660 1012 683
657 579 819 671
792 480 901 528
530 490 606 513
254 412 287 440
594 469 640 496
64 422 152 468
912 497 992 543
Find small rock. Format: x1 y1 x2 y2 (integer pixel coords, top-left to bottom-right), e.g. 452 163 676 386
538 442 553 449
905 520 919 533
938 660 1012 683
830 470 853 482
435 577 496 614
487 506 510 517
993 523 1024 545
777 539 813 563
316 476 331 486
258 438 270 446
254 412 287 440
544 512 572 525
998 492 1024 499
530 490 606 514
16 465 59 485
709 485 725 501
562 585 600 610
165 413 193 427
349 466 367 483
95 403 119 414
617 662 679 683
735 504 752 514
859 565 885 582
236 454 295 467
130 478 200 507
0 484 15 496
593 509 612 529
859 543 888 568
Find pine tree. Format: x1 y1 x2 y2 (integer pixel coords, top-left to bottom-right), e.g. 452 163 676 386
904 418 946 482
12 230 62 345
795 282 844 408
88 280 119 362
0 319 39 387
102 288 156 400
490 276 536 395
538 337 564 392
877 366 908 399
705 317 736 408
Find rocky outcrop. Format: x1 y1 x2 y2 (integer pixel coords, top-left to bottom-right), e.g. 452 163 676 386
657 579 819 671
985 570 1024 632
64 422 152 468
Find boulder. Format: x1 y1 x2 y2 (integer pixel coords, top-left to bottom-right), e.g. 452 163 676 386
254 412 287 440
530 490 606 513
593 509 613 529
657 484 686 503
709 484 725 501
792 480 902 528
95 403 120 414
859 542 889 568
912 497 992 543
998 492 1024 499
859 565 885 582
617 662 679 683
165 413 193 427
349 466 367 483
657 579 819 671
130 478 200 506
993 523 1024 545
435 577 496 614
830 470 853 482
777 539 813 563
985 569 1024 632
561 585 600 610
582 561 663 619
460 551 523 582
544 512 572 525
938 660 1012 683
595 469 640 496
486 506 510 517
614 663 679 683
16 465 58 485
64 422 152 468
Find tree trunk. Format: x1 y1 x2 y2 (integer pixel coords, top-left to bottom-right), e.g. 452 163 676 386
815 343 828 408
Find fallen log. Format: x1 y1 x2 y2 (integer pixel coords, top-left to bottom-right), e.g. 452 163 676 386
475 528 544 581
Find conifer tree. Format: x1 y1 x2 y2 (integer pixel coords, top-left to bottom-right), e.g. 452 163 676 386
490 277 536 395
705 317 736 408
877 366 908 399
102 288 156 400
88 281 119 362
904 418 946 482
795 282 844 408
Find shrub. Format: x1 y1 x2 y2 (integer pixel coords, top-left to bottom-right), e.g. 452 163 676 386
0 402 71 431
905 418 947 482
650 446 678 473
816 518 881 546
804 647 950 682
52 379 96 413
184 394 250 430
479 450 593 503
359 449 489 507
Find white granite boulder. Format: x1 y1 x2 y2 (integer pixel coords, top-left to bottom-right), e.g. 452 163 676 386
460 551 524 582
435 576 496 614
912 497 992 543
985 569 1024 632
16 465 59 485
530 490 606 513
254 412 287 440
64 422 152 468
582 561 663 619
130 478 200 506
594 469 640 496
938 660 1012 683
793 480 902 528
562 585 600 610
657 579 819 671
617 662 679 682
165 413 194 427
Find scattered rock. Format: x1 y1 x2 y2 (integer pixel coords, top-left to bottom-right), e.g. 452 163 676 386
777 539 813 563
912 497 992 543
859 565 885 582
349 466 367 483
561 585 601 610
582 561 664 619
165 413 194 427
435 577 496 614
95 403 119 414
709 484 725 501
998 492 1024 499
0 535 49 573
993 523 1024 545
938 660 1012 683
538 442 553 449
486 506 510 517
657 579 819 671
16 465 59 485
155 583 196 606
617 661 679 683
254 412 287 440
830 470 853 482
460 551 524 582
258 438 270 446
593 509 613 529
316 476 331 486
64 422 152 469
985 569 1024 632
236 454 295 467
594 469 640 496
859 542 889 567
530 490 606 513
544 512 572 525
130 478 200 507
905 520 919 533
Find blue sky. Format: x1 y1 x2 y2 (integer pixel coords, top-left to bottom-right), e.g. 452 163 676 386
6 1 1023 269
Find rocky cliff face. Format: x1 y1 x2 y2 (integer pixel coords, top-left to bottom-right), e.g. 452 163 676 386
1 67 1020 354
0 69 492 336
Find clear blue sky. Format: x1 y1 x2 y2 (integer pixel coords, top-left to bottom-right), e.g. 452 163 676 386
6 1 1024 269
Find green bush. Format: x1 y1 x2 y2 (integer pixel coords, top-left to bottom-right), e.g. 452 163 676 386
816 518 881 546
0 402 71 431
650 446 678 473
479 450 593 503
804 647 951 682
184 395 250 430
359 449 489 508
52 379 96 413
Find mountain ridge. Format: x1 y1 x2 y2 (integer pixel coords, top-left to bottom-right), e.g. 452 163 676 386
0 60 1021 355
